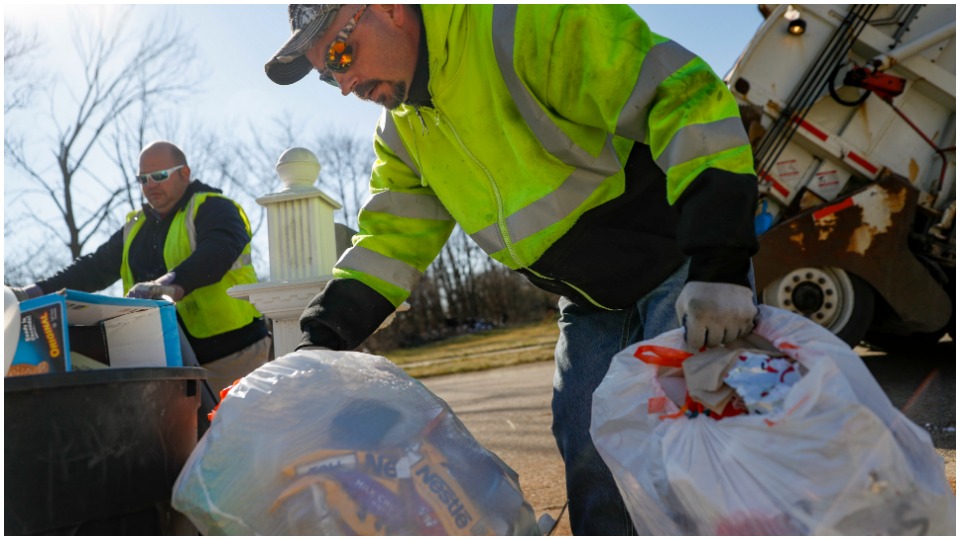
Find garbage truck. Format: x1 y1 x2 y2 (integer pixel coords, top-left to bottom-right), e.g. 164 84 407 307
727 4 955 347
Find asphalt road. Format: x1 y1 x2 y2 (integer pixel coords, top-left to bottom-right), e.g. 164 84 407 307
422 339 956 536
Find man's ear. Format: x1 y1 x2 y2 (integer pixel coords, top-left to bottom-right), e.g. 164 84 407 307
376 4 406 27
180 165 191 182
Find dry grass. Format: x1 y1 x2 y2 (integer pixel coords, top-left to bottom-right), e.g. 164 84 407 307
378 319 560 379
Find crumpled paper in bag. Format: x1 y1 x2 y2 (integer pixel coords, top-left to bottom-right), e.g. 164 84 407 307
591 305 956 535
172 349 540 535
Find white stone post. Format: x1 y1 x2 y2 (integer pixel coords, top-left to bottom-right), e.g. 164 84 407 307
227 148 341 356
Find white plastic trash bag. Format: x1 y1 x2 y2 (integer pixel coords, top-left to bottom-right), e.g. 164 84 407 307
590 305 955 535
172 349 539 535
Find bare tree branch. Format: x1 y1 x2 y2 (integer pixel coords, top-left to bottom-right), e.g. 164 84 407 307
4 6 202 270
23 212 69 247
314 128 375 229
3 22 43 113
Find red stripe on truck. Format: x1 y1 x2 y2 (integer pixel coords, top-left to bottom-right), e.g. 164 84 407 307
846 151 879 174
795 117 829 141
759 171 790 197
812 197 854 221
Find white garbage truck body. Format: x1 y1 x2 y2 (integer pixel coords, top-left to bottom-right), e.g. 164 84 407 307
727 4 955 346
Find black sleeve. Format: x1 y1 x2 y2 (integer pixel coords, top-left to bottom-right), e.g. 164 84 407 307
35 228 124 293
171 197 251 295
674 168 759 288
298 278 397 351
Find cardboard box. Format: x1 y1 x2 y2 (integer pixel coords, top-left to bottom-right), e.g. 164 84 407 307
10 295 70 376
9 290 182 376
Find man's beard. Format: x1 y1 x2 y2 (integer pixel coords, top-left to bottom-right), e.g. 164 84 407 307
355 80 408 110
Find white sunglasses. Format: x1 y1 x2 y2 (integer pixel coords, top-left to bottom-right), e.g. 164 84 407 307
136 165 185 185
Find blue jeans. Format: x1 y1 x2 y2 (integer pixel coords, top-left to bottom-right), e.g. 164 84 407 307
551 260 690 536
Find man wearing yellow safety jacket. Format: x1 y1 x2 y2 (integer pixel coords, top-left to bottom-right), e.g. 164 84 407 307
11 141 271 395
265 5 758 535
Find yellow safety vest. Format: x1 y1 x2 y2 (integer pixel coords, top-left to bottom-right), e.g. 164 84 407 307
337 5 754 309
121 192 261 338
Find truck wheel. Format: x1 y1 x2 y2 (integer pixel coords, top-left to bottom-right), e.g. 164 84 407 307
865 272 954 352
761 267 874 346
865 328 948 353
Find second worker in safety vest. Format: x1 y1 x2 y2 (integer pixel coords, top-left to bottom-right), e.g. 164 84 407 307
12 141 271 396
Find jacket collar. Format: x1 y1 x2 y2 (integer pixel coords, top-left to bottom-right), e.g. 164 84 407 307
405 5 433 108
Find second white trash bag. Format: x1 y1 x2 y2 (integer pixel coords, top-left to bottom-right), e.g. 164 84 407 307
172 349 540 535
590 305 955 535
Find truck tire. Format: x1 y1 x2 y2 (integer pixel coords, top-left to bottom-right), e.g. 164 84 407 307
760 267 874 347
865 328 949 353
865 272 955 352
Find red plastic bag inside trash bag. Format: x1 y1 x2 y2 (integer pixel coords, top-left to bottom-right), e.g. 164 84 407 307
632 345 747 421
206 378 242 422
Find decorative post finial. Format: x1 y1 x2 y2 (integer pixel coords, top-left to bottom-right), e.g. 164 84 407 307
276 147 321 192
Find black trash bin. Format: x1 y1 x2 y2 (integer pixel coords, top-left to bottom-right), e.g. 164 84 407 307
4 367 205 535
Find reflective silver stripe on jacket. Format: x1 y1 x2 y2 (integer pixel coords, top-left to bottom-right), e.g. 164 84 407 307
336 246 422 292
123 212 143 245
655 116 750 172
486 5 624 254
185 195 252 270
364 190 453 221
378 111 421 177
469 136 622 254
615 40 696 143
615 40 750 169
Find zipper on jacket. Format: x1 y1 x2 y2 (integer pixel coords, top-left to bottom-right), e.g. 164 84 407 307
429 107 613 310
415 107 429 136
433 107 524 269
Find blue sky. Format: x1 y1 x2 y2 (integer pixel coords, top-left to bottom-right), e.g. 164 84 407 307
3 3 766 279
4 3 765 140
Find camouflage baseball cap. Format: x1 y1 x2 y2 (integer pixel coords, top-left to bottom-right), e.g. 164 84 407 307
265 4 344 85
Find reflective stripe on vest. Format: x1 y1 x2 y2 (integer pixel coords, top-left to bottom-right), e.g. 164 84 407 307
364 190 453 222
121 211 146 294
120 193 261 339
615 40 696 143
613 39 749 169
484 6 745 257
655 116 751 172
378 110 421 178
336 246 422 293
476 5 624 255
183 195 253 270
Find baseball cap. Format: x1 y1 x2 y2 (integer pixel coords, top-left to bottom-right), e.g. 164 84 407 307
265 4 344 85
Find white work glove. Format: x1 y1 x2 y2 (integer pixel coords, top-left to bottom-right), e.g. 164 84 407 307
675 281 758 349
126 272 184 301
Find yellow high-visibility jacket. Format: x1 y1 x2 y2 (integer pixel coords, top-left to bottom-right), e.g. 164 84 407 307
301 5 758 349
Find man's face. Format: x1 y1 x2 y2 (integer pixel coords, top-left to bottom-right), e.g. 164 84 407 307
304 5 419 110
138 150 190 217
